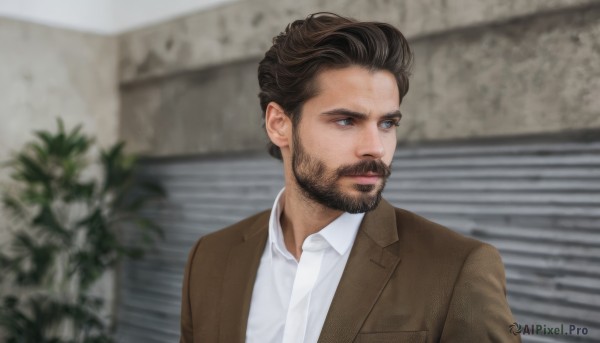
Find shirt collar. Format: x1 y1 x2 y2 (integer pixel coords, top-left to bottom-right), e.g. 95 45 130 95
268 188 365 259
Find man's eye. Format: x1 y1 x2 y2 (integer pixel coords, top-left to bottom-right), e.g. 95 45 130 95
336 118 354 126
380 120 399 129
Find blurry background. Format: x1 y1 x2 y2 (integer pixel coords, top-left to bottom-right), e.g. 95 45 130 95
1 0 599 342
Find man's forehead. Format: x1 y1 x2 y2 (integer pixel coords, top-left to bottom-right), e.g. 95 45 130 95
307 66 402 113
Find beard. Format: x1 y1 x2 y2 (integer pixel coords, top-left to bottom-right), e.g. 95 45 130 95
291 131 391 214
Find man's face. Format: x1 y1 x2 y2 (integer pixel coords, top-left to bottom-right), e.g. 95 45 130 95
290 66 400 213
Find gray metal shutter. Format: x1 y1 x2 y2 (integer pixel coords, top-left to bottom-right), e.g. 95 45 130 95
116 141 600 343
386 141 600 343
115 155 284 342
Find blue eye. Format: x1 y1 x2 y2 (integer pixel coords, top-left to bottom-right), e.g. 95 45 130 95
336 118 354 126
380 120 399 129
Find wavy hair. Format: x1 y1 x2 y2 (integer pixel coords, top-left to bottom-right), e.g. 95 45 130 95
258 12 413 160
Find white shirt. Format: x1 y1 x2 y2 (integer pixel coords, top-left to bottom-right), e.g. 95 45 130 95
246 188 365 343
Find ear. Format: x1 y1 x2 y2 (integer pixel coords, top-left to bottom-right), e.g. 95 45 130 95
265 102 291 150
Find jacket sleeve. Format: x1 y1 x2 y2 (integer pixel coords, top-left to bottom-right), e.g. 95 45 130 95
180 238 204 343
440 243 522 343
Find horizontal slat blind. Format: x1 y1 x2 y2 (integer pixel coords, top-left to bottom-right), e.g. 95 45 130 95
115 157 284 343
116 141 600 342
387 141 600 343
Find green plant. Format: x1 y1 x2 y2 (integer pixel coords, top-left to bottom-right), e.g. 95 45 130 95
0 119 165 342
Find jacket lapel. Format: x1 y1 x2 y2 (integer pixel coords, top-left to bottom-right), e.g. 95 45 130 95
318 199 401 343
218 211 269 343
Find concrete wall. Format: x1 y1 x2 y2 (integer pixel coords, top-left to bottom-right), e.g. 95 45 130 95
0 16 119 332
120 59 263 156
118 0 600 82
403 6 600 142
0 18 119 157
118 0 600 157
0 15 119 241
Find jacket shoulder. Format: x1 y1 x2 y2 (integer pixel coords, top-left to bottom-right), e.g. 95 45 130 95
184 209 270 270
200 209 271 245
392 206 493 258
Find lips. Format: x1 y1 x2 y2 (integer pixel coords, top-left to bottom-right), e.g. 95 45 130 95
344 173 382 184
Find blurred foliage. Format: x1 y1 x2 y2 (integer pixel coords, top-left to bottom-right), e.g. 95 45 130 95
0 119 165 342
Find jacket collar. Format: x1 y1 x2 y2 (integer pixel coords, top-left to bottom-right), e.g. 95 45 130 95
218 198 400 342
358 198 399 248
318 199 402 342
219 211 269 342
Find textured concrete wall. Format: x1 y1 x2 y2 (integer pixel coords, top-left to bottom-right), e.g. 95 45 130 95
399 6 600 142
118 0 600 83
0 16 119 333
0 18 119 156
120 59 265 156
119 0 600 156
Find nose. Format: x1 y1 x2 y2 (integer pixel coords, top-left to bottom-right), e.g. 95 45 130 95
356 125 385 159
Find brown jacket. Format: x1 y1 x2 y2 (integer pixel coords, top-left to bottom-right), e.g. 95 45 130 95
180 199 521 342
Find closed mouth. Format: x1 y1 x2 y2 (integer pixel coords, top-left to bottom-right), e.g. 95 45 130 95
345 173 382 177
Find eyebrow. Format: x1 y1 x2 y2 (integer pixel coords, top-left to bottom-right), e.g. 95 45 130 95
321 108 403 120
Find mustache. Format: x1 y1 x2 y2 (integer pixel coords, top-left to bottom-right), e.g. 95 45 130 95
336 160 391 178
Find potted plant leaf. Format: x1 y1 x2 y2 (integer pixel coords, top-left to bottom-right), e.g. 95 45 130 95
0 119 165 343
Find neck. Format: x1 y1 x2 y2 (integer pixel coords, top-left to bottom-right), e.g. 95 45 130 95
280 183 343 260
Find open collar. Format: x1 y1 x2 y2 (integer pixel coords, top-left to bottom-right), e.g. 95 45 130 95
268 188 365 260
218 197 400 343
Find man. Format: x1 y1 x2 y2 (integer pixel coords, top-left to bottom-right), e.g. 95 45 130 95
180 12 520 343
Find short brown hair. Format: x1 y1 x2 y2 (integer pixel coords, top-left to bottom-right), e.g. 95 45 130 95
258 12 413 160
